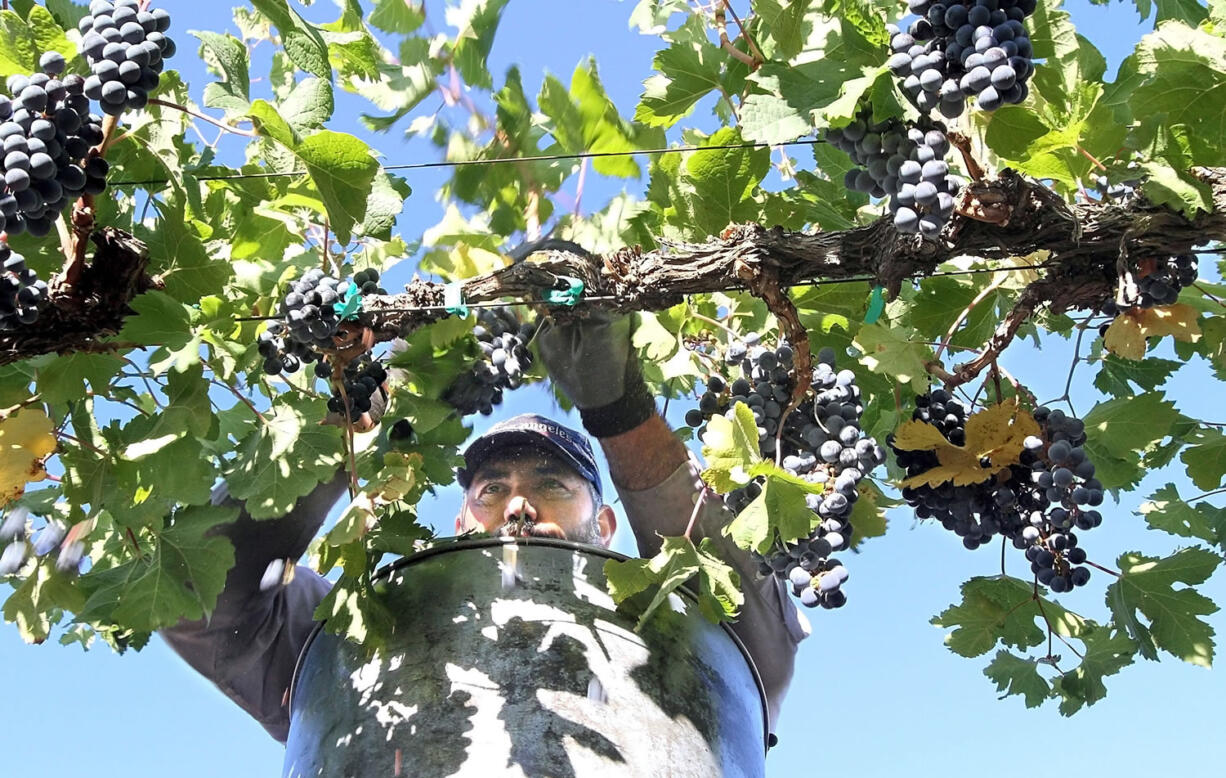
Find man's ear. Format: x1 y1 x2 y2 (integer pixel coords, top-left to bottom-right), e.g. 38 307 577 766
454 494 469 535
596 505 617 547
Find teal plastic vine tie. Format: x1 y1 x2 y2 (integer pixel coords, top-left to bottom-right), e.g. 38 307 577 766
334 281 363 321
444 282 469 317
864 285 885 324
542 276 584 306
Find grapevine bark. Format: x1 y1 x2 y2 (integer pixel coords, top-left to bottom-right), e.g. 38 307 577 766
9 169 1226 371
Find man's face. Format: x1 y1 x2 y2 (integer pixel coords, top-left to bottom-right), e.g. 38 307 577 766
455 446 616 546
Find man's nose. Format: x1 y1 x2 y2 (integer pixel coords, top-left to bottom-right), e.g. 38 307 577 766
503 493 537 523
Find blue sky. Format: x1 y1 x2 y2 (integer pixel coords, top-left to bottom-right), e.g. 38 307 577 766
2 1 1224 776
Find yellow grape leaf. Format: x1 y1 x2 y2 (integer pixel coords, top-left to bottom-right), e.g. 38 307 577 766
1103 304 1202 361
1103 316 1146 360
0 408 57 504
897 399 1039 488
1136 304 1201 342
964 398 1041 469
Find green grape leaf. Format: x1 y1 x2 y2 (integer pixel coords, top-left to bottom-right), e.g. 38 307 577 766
1107 548 1221 666
725 475 815 555
3 564 85 645
224 398 346 519
295 130 381 244
79 504 238 632
932 576 1085 658
1091 354 1182 398
700 402 762 493
34 352 125 406
754 0 810 60
1050 626 1138 716
1128 22 1226 167
1136 484 1226 549
605 535 739 631
251 0 331 80
115 291 196 351
680 127 769 236
446 0 508 90
694 536 743 624
193 31 251 112
1180 428 1226 491
846 480 896 550
370 0 425 34
282 76 335 131
634 23 724 128
1082 391 1179 461
983 650 1051 708
853 322 933 393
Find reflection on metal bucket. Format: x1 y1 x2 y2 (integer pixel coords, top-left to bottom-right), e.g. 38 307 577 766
283 538 767 778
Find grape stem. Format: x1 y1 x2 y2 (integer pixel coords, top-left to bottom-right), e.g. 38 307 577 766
687 307 740 339
683 486 709 541
572 158 587 220
932 270 1008 367
1032 590 1085 662
1192 282 1226 310
57 431 106 457
64 116 122 285
333 379 362 502
1084 559 1122 578
148 98 259 138
1037 315 1093 414
945 131 986 183
211 378 270 429
716 1 764 68
1077 146 1108 173
1187 485 1226 503
0 393 43 417
125 527 145 561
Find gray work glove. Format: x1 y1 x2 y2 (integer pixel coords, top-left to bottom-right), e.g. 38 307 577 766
536 311 656 438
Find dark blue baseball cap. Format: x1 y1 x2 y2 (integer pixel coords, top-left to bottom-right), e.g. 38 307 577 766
458 413 603 500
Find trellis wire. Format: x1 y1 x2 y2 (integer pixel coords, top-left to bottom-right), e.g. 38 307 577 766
111 138 827 188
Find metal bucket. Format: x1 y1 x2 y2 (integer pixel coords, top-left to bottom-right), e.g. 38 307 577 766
283 537 767 778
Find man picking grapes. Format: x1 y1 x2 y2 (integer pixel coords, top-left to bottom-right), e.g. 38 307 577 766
160 311 809 749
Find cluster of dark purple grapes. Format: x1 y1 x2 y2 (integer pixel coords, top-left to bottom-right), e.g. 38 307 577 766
686 341 886 609
1101 254 1198 316
442 306 536 416
326 359 388 423
0 243 48 330
261 267 383 375
891 392 1103 592
888 0 1036 116
0 54 109 237
825 115 964 238
78 0 175 115
0 506 80 576
351 267 387 296
256 320 323 376
278 268 349 351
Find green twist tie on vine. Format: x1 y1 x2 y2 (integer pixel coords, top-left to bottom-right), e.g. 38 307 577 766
444 283 469 317
864 285 885 324
542 276 584 306
334 281 363 321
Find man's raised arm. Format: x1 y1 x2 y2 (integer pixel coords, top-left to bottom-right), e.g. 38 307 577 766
536 310 809 736
158 394 387 743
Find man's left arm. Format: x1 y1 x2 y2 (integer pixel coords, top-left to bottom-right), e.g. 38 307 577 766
537 311 809 735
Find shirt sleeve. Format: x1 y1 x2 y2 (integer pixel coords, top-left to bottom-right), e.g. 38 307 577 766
613 457 810 735
158 472 348 743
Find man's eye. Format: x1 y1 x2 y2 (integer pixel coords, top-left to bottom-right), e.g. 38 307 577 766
479 483 503 495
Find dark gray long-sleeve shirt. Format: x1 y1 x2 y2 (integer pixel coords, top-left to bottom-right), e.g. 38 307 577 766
160 460 808 743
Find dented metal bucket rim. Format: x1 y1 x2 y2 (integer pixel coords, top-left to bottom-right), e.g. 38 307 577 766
288 535 771 753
